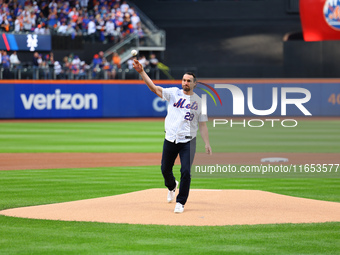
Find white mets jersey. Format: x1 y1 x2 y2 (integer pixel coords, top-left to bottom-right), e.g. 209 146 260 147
162 87 208 143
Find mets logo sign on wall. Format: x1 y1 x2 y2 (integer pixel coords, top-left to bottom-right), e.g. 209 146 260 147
324 0 340 30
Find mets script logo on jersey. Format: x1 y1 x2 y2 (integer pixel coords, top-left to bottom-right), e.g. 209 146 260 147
173 99 198 110
324 0 340 30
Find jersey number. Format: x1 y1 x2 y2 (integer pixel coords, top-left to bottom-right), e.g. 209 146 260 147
184 112 194 121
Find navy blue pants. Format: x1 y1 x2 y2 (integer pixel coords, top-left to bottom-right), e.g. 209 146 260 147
161 138 196 205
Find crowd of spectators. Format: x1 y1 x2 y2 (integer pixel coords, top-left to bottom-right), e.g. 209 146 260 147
29 51 97 80
60 50 159 80
84 51 159 79
0 0 162 80
0 0 144 43
0 49 160 80
0 50 22 78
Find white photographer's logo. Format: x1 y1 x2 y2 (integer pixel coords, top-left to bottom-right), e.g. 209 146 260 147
215 84 312 116
201 84 312 128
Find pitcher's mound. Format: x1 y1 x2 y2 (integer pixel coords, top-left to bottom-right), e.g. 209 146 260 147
1 189 340 226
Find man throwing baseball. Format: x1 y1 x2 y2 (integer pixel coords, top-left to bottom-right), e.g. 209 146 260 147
133 59 212 213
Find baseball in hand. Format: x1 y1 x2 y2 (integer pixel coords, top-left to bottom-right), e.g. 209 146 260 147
131 49 138 56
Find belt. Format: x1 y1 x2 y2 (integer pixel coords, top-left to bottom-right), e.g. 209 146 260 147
171 136 194 144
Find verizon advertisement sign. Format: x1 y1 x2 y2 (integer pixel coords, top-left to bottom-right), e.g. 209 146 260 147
15 85 102 118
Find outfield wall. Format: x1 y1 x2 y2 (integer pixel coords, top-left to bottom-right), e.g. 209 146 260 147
0 80 339 118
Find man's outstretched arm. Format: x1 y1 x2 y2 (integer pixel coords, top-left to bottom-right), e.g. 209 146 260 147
133 59 163 98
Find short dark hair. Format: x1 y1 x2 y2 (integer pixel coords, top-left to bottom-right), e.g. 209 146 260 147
184 72 196 82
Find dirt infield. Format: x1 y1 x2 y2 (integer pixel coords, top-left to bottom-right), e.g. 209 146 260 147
1 152 339 171
0 153 165 170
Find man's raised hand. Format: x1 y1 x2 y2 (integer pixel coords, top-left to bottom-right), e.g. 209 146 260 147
133 59 143 73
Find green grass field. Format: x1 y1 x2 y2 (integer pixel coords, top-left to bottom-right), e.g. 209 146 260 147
1 120 339 153
0 119 339 254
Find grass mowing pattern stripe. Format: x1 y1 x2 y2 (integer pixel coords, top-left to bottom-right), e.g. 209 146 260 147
0 120 340 153
0 122 165 153
198 120 340 153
